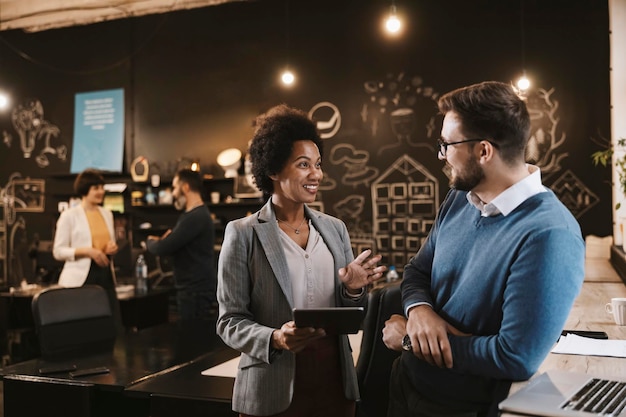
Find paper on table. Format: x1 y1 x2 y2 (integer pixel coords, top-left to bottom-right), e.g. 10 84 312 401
551 333 626 357
201 356 240 377
201 331 363 377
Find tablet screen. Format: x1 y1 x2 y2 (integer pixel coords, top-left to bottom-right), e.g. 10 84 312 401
292 307 365 334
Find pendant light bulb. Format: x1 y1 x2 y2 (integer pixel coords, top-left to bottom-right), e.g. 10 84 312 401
0 91 9 110
384 5 402 35
281 69 295 87
517 74 530 92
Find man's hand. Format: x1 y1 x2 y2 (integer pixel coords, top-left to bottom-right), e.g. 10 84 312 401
406 305 454 369
382 314 408 351
271 321 326 353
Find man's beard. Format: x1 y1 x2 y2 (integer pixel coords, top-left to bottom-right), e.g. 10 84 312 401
450 156 484 191
174 195 186 211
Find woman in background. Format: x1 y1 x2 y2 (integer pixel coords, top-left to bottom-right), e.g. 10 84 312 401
53 169 120 322
217 104 386 417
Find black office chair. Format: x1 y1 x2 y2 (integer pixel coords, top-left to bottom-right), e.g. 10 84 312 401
356 282 403 417
31 285 117 360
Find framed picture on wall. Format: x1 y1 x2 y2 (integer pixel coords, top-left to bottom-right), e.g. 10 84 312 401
234 175 262 198
9 179 45 212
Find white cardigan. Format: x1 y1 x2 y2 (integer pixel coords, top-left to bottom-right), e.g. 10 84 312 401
53 205 116 287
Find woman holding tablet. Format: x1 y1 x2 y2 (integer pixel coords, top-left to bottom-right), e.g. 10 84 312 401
217 104 386 417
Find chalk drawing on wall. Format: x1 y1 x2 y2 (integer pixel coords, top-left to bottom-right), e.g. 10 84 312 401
361 73 440 155
328 143 379 188
522 86 599 218
309 102 341 139
10 98 67 168
8 216 26 287
525 88 568 175
0 173 45 284
371 155 439 271
2 130 11 147
333 195 372 235
550 170 599 219
318 173 337 191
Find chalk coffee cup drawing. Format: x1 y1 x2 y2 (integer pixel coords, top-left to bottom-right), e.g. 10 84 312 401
210 192 220 204
605 297 626 326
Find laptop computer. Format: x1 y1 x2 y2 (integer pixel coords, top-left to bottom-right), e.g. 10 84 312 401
498 369 626 416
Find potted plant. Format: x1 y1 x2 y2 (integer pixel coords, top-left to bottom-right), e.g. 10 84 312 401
591 137 626 210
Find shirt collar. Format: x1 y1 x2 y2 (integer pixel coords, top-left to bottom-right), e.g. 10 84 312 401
466 164 546 217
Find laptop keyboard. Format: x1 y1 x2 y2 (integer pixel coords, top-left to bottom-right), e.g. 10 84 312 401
561 378 626 415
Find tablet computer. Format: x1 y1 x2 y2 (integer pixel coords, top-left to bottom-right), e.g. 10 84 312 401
292 307 365 334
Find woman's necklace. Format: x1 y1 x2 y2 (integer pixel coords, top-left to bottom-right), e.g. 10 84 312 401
276 217 307 234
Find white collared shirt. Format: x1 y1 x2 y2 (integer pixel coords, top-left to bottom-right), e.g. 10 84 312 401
467 164 547 217
279 220 335 309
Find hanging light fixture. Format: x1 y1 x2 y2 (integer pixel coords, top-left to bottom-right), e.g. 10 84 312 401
280 0 296 87
384 1 403 36
515 0 530 95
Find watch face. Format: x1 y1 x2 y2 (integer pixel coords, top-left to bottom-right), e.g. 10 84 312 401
402 334 412 351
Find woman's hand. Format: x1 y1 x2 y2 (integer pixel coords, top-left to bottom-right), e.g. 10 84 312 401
90 248 110 267
104 240 119 256
271 321 326 353
338 249 386 292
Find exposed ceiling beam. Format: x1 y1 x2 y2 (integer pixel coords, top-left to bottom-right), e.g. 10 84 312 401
0 0 248 32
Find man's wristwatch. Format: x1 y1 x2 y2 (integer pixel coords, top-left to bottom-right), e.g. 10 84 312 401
402 334 412 351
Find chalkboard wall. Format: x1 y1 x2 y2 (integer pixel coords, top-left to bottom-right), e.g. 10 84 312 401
0 0 611 283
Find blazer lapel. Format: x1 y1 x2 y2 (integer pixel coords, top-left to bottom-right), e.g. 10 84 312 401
254 201 294 308
305 206 345 285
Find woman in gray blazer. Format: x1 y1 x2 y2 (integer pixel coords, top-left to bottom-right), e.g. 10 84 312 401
217 104 386 417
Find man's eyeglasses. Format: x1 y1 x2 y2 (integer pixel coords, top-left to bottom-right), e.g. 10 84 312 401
437 137 495 157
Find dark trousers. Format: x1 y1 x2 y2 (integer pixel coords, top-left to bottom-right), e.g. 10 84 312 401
387 357 481 417
176 290 217 320
83 262 123 330
241 336 355 417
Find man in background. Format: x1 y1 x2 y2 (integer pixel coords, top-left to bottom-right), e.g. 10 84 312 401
382 81 585 416
146 168 217 320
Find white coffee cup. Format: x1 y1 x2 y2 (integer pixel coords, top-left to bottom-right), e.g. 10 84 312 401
210 192 220 204
605 297 626 326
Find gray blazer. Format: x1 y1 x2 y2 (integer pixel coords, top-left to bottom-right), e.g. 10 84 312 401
216 200 366 416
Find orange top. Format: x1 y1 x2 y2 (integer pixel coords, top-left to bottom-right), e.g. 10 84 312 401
85 209 109 252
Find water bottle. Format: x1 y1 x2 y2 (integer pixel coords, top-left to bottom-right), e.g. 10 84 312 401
135 254 148 294
386 265 399 283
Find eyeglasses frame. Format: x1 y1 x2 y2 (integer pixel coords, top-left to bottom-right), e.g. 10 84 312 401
437 137 497 157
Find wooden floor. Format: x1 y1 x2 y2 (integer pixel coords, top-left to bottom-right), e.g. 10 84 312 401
0 257 621 417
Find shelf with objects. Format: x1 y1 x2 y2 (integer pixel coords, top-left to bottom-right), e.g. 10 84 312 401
128 176 266 250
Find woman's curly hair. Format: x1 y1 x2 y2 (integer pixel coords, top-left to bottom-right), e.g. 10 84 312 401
248 104 323 195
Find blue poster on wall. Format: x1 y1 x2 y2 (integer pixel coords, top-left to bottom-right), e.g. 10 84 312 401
70 88 125 174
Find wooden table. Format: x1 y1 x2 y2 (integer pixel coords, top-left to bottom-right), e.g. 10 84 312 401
501 281 626 415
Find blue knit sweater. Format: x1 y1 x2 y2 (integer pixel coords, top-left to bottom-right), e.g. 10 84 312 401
401 188 585 410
